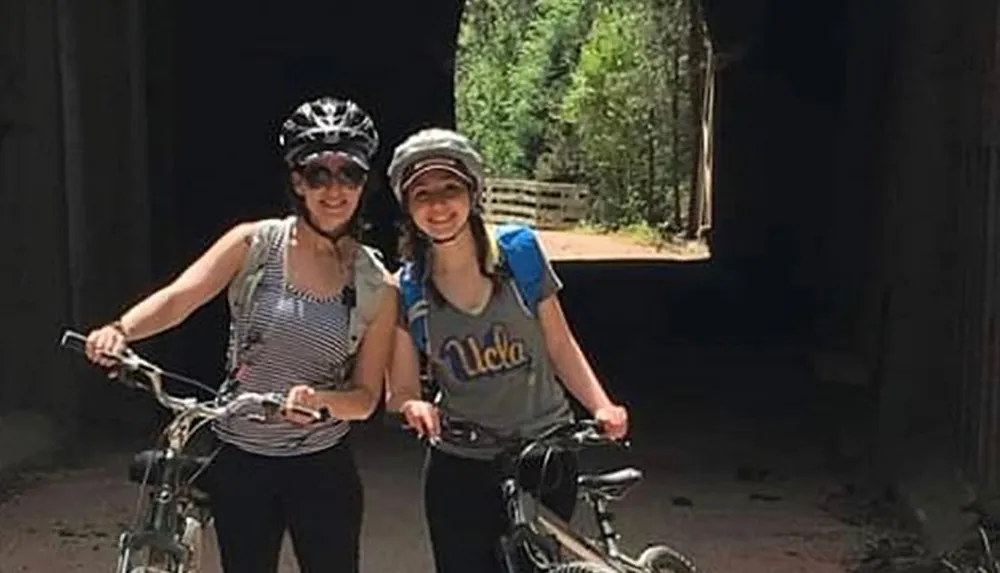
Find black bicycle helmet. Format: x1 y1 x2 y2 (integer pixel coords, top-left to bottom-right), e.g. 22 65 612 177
278 96 380 244
278 97 379 168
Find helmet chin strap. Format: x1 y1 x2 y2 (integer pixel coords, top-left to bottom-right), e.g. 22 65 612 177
299 206 351 246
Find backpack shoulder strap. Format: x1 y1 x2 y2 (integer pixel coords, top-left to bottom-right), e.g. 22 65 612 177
398 259 430 355
226 217 288 318
348 244 391 355
493 223 546 317
398 224 547 354
225 216 289 371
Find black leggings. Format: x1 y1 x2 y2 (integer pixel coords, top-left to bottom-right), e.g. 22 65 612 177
204 440 363 573
423 447 578 573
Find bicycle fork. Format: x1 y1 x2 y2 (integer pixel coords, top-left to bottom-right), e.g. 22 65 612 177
116 453 193 572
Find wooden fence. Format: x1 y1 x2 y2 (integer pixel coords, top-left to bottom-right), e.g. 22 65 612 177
482 178 589 230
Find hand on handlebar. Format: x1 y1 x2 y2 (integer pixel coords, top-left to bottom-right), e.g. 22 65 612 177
400 399 440 441
281 385 331 425
594 403 629 440
84 324 129 374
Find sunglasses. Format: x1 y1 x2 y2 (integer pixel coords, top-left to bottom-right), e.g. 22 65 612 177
300 161 368 190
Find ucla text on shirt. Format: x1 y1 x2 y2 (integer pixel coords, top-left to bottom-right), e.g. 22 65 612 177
440 323 531 381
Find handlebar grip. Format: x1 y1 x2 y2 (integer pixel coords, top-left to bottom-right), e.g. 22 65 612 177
60 330 87 354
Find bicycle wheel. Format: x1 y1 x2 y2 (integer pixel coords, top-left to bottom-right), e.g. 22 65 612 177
637 544 698 573
548 562 618 573
129 548 175 573
180 515 204 573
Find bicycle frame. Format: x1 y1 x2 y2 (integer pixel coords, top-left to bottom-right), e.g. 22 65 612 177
531 494 614 564
410 414 698 573
531 499 650 572
478 423 693 573
475 422 632 573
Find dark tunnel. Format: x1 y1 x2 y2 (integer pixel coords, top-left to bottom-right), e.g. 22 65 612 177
3 0 1000 546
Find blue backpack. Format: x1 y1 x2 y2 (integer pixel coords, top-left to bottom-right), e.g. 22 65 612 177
399 223 547 359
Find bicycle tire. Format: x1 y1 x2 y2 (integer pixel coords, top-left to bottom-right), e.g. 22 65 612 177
548 561 618 573
130 548 174 573
637 544 698 573
180 515 204 573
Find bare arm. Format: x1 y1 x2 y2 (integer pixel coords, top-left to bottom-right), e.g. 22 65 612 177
117 222 258 341
538 293 615 414
385 323 423 411
314 283 399 420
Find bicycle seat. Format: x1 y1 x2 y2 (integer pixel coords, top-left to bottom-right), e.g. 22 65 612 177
577 467 643 498
128 449 212 487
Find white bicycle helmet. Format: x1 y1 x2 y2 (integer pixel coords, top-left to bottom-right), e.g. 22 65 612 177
387 128 485 206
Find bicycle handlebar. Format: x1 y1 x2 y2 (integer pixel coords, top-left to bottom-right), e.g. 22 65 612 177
436 415 627 461
59 329 329 424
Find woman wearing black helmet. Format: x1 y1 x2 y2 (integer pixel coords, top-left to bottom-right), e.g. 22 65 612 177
384 128 629 573
82 96 397 573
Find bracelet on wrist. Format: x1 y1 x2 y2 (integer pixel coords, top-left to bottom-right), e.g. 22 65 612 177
109 320 129 339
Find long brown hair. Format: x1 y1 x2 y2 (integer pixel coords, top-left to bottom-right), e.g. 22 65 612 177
398 211 504 305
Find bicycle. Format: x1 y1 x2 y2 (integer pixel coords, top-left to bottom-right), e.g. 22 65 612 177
420 414 699 573
59 329 328 573
937 497 1000 573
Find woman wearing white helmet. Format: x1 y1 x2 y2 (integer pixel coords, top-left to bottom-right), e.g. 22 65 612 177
385 127 629 573
83 96 397 573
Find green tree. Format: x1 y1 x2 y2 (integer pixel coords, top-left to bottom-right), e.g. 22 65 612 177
455 0 705 231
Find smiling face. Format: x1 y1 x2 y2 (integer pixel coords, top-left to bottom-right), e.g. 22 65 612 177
290 151 367 233
405 169 473 241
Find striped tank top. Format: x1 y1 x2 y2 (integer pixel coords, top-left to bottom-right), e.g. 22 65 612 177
213 222 353 456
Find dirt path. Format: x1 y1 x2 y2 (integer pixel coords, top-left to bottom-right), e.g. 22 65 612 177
488 225 710 262
0 421 867 573
538 230 709 261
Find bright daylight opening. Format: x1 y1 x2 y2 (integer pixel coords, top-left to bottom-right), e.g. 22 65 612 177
453 0 714 262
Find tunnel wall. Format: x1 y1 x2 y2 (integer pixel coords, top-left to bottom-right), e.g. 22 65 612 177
855 0 1000 492
0 0 153 440
701 0 1000 492
863 0 967 484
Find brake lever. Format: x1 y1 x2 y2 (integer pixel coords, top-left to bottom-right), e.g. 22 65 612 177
575 427 631 450
98 351 146 391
